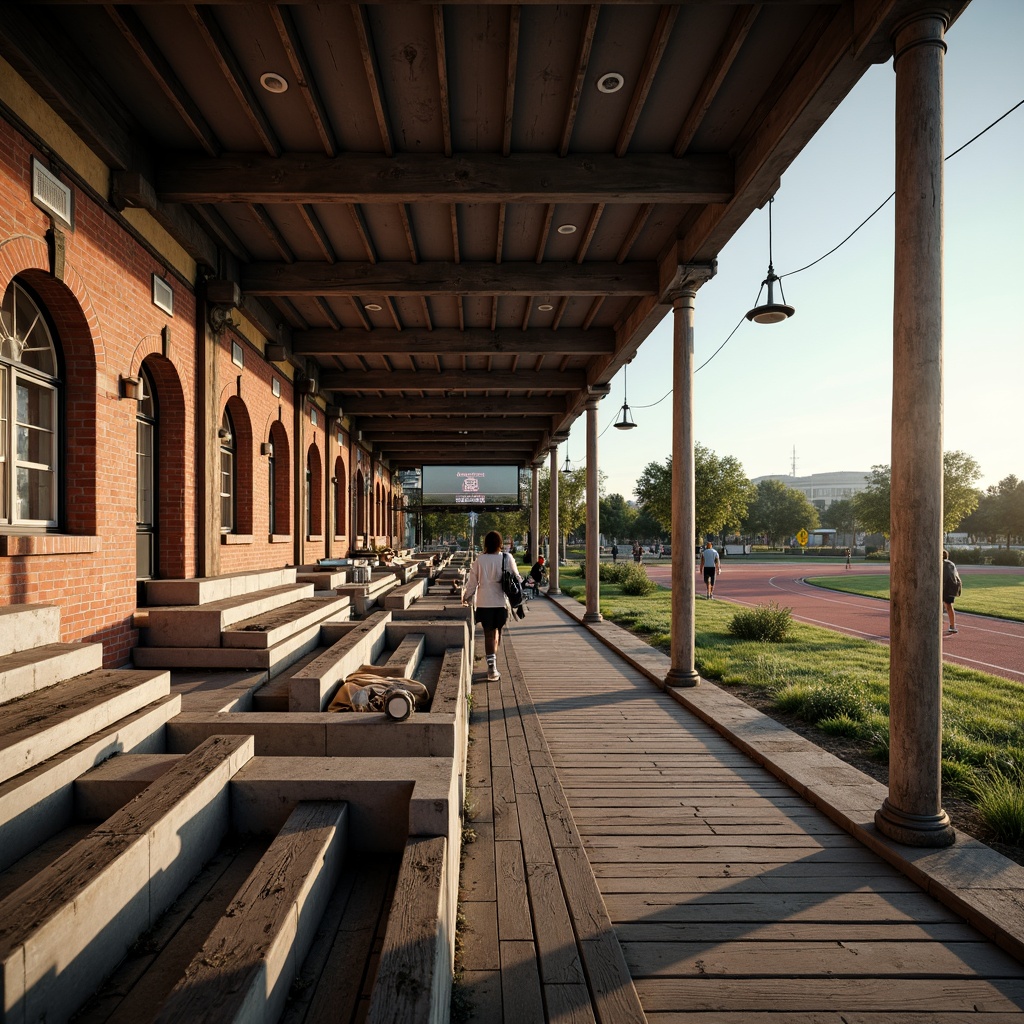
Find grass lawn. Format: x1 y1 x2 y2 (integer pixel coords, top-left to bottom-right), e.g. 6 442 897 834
555 562 1024 846
805 572 1024 622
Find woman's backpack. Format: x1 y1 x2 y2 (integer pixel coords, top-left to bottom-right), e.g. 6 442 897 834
501 553 525 608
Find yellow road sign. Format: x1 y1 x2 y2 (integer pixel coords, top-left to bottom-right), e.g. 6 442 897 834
796 529 809 546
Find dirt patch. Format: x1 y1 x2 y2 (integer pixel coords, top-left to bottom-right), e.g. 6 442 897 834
723 682 1024 868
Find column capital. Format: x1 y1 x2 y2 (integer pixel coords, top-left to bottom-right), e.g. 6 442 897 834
660 260 717 304
586 383 611 408
892 9 950 61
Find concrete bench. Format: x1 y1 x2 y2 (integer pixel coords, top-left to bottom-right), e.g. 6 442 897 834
335 573 400 616
0 694 181 872
221 595 351 649
381 576 428 610
154 800 348 1024
0 640 103 704
366 836 452 1024
144 568 297 607
0 733 254 1024
0 668 171 787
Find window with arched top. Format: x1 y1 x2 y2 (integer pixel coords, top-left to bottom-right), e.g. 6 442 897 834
0 280 60 527
136 365 157 579
219 408 236 532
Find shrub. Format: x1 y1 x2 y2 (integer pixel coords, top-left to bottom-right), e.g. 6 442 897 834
620 564 658 596
801 676 868 723
728 602 792 642
991 548 1024 567
819 715 862 737
865 550 891 561
971 765 1024 845
599 562 633 584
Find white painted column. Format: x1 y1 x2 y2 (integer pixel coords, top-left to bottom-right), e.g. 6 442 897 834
548 443 561 596
584 389 609 623
664 265 715 688
875 12 954 847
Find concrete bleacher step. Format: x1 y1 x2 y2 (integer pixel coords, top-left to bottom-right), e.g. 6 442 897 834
133 622 324 679
0 733 255 1024
0 694 181 873
0 604 60 658
0 668 171 787
169 668 269 713
144 567 298 607
142 583 317 648
0 640 104 704
154 801 348 1024
250 647 326 712
221 595 351 649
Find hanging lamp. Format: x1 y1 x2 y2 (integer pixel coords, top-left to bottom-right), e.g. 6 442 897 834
745 198 795 324
561 444 573 473
614 362 637 430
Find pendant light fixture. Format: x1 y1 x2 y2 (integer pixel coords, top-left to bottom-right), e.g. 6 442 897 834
745 198 795 324
614 362 637 430
561 442 573 473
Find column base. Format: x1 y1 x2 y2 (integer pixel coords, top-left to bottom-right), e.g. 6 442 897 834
665 667 699 688
547 588 561 597
874 798 956 847
583 611 603 623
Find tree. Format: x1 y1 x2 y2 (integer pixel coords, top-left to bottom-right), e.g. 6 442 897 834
852 451 982 538
742 479 820 546
538 465 595 556
821 497 857 544
632 444 754 541
599 493 637 542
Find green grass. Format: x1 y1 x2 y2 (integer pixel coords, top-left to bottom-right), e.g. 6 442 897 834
805 572 1024 622
557 561 1024 846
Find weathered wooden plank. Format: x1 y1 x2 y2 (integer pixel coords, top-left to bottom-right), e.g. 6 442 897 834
495 840 533 942
594 873 921 895
500 940 545 1023
533 766 583 850
461 899 499 972
543 982 598 1024
586 847 883 864
524 861 585 986
457 970 503 1023
492 765 520 842
622 939 1024 978
516 790 556 869
632 977 1024 1013
614 920 985 944
460 821 497 902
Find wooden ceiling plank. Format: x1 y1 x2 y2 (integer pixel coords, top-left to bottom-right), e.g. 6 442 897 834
348 206 378 263
342 396 567 415
314 297 342 331
351 4 393 156
299 204 337 263
250 204 295 262
433 5 453 157
383 297 403 329
242 260 657 296
270 5 338 157
616 204 653 263
450 205 460 262
191 205 249 262
421 297 434 330
520 297 533 331
361 417 553 432
186 5 281 157
104 5 221 158
349 297 372 331
495 205 506 263
576 203 605 263
158 152 734 204
615 5 679 157
399 204 419 262
535 205 554 263
502 6 520 158
322 369 586 391
674 4 761 157
559 4 600 157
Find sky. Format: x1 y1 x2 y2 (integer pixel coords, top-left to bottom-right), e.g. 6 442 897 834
566 0 1023 502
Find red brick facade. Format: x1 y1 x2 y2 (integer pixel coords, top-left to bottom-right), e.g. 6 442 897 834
0 116 401 665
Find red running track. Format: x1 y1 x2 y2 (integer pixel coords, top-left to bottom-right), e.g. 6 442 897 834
641 560 1024 684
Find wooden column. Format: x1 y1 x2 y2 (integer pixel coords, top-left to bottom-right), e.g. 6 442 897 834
875 12 954 848
584 388 609 623
548 443 561 596
664 264 716 688
530 461 541 563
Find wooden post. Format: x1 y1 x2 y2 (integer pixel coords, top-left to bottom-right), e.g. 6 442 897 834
664 264 715 688
548 443 561 596
530 461 541 563
584 388 609 623
875 12 955 848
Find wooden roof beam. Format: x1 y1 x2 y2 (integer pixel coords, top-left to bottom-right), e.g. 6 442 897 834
322 368 586 391
341 396 568 415
157 152 734 204
292 327 615 356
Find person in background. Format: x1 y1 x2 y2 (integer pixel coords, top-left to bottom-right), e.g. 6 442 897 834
700 541 721 599
611 543 619 563
462 530 522 681
942 548 962 634
527 555 547 597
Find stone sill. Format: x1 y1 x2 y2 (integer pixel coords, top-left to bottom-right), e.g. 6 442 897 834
306 535 324 543
269 534 292 544
0 534 102 556
221 533 254 545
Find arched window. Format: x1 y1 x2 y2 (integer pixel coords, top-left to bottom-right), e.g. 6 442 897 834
219 408 236 532
0 281 60 527
306 443 322 537
136 366 157 579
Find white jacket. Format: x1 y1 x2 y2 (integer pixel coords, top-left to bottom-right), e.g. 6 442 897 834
463 552 521 608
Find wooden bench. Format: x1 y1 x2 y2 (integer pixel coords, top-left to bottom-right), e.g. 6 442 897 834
0 734 254 1024
154 801 348 1024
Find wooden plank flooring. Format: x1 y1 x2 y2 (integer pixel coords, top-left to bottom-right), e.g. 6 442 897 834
457 597 1024 1022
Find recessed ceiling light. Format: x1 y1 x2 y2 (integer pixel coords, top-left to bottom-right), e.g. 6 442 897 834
537 303 554 312
364 303 383 312
596 72 624 94
259 72 289 94
557 224 577 235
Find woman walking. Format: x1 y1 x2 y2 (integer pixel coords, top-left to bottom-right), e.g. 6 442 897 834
462 530 523 681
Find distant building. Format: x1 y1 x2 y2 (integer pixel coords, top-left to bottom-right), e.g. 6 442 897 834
751 470 871 511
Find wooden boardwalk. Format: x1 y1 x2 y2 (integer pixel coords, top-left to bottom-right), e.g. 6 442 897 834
458 596 1024 1022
